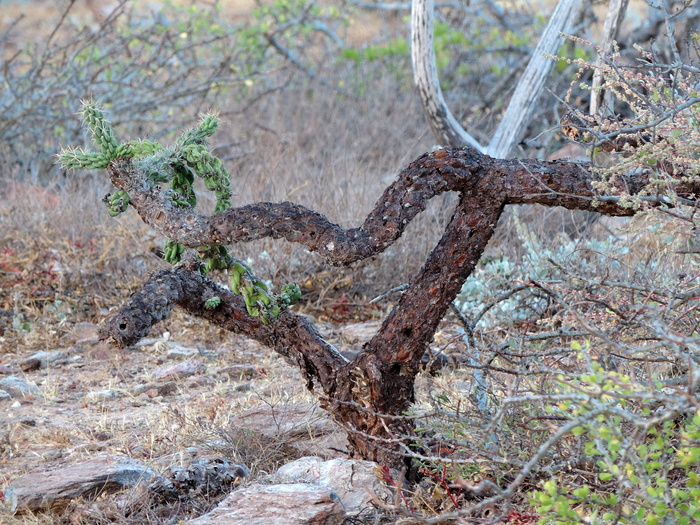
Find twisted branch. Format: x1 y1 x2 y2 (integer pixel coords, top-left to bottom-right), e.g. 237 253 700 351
107 147 679 263
100 144 700 467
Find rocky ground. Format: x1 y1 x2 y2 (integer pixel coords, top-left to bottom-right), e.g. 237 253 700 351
0 299 454 522
0 131 465 523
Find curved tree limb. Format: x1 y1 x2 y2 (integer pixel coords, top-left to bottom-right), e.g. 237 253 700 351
107 149 665 263
411 0 485 152
99 265 346 394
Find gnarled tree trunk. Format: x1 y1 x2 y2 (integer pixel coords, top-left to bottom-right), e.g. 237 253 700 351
99 146 698 470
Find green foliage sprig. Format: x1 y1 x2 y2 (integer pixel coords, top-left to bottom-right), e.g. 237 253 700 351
228 259 301 323
58 101 231 258
531 355 700 525
59 102 164 170
83 103 119 157
204 296 222 310
103 190 131 217
58 102 300 323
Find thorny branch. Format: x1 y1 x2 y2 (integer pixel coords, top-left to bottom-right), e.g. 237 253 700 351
106 148 697 263
99 139 700 474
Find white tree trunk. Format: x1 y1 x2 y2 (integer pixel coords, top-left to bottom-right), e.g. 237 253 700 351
412 0 585 159
487 0 584 158
590 0 629 115
411 0 485 152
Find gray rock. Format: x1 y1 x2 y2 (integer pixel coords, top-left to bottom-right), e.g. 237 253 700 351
131 381 178 397
186 483 345 525
276 457 393 514
0 376 41 398
151 359 205 381
219 365 258 380
6 455 155 513
229 403 348 459
19 350 68 372
165 346 199 360
86 390 120 402
134 336 169 348
65 322 100 344
340 320 382 344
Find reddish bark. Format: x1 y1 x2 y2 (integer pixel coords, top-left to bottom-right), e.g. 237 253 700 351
100 146 699 469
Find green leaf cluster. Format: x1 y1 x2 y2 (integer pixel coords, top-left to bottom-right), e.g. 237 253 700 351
228 259 301 323
531 366 700 525
58 102 165 172
58 102 301 324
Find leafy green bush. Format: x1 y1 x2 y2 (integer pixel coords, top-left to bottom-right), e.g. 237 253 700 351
532 359 700 525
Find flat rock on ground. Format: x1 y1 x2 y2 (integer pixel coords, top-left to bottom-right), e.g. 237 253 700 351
6 455 155 513
186 483 345 525
0 376 41 398
64 322 101 344
151 359 206 381
275 457 394 514
229 402 348 459
19 350 69 372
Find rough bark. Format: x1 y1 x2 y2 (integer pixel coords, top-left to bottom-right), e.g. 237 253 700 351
100 146 700 470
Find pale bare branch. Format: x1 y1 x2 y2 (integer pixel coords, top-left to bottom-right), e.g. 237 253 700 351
589 0 629 115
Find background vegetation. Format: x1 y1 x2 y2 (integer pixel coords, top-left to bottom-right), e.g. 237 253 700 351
1 0 699 523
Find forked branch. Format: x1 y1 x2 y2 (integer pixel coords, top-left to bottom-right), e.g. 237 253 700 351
99 140 699 468
106 148 670 263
